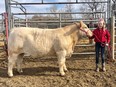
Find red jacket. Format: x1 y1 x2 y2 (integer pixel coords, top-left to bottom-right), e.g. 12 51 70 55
89 28 110 43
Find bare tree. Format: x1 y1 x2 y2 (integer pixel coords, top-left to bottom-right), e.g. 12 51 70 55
48 0 73 19
48 5 59 18
61 0 73 19
80 0 106 19
112 0 116 15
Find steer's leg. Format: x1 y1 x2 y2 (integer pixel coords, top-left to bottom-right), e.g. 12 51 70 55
8 53 18 77
63 63 68 72
57 51 66 76
16 53 24 74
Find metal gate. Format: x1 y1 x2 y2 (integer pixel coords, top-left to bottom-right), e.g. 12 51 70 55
3 0 114 57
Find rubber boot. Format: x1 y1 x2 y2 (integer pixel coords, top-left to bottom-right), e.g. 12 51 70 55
96 64 99 72
102 63 106 72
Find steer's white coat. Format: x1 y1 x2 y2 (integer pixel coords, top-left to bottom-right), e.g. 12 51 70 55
8 21 93 77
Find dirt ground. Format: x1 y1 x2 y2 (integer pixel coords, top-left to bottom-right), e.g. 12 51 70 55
0 37 116 87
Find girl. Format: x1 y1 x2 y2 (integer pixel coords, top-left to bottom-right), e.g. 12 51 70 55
89 18 110 72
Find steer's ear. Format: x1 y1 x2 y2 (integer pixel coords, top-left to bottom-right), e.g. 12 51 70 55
80 21 83 28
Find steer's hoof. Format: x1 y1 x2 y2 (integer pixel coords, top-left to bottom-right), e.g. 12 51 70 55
17 70 23 74
8 73 13 78
64 69 68 72
60 73 65 77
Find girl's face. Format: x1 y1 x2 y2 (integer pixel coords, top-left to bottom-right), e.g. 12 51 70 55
98 21 104 29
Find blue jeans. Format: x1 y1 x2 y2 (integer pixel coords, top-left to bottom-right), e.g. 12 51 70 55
95 42 105 64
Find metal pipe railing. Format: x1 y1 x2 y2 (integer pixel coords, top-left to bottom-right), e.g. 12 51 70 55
10 1 108 5
12 12 106 15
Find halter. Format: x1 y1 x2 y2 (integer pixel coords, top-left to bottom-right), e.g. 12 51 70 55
80 27 89 35
74 23 89 35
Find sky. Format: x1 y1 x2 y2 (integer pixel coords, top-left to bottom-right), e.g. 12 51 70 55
0 0 109 19
0 0 81 14
0 0 5 13
0 0 82 14
0 0 83 19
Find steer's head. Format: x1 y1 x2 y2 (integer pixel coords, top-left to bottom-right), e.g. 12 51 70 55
79 21 93 37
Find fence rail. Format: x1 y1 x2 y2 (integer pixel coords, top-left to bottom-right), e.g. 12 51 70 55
12 12 106 15
10 1 108 5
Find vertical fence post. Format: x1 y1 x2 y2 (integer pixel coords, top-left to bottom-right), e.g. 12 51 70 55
111 16 115 60
25 14 28 27
2 14 5 31
59 14 61 28
12 15 14 28
3 12 9 55
3 13 9 43
5 0 11 30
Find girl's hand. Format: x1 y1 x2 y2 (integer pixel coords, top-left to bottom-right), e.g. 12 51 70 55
106 43 109 46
